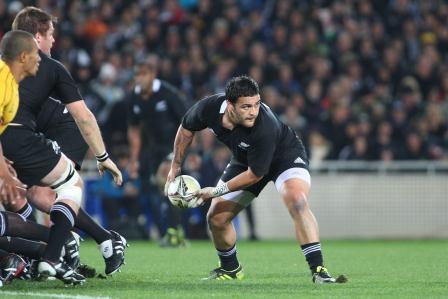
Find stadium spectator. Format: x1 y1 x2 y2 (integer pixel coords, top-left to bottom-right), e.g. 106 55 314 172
126 55 188 240
3 0 447 240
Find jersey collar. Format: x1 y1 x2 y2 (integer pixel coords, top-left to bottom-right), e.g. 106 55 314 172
219 100 227 114
152 78 161 92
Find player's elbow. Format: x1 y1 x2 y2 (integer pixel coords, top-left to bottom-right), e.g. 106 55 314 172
67 100 95 123
247 169 263 184
74 112 94 127
180 126 194 137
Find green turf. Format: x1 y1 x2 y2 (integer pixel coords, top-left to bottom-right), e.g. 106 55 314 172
1 240 447 299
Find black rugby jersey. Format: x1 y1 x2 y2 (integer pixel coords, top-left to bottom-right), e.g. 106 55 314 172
182 93 307 177
14 51 82 130
127 79 187 154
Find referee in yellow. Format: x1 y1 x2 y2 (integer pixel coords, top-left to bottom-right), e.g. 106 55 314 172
0 30 41 204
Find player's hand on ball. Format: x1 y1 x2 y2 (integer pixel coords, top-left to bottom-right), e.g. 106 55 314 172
186 195 204 208
97 158 123 186
164 166 181 196
192 187 215 201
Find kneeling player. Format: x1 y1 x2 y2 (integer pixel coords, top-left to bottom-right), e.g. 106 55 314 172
166 76 347 283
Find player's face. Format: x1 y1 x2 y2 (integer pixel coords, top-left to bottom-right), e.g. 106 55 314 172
135 66 156 92
230 95 261 128
36 22 55 56
24 40 41 76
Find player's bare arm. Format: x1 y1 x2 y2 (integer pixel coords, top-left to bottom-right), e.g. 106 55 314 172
127 124 142 179
66 100 123 186
164 125 195 195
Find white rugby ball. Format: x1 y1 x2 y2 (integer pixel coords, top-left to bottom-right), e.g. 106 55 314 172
167 175 201 208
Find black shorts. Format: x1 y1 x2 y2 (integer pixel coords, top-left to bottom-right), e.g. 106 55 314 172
220 147 309 197
43 119 88 170
2 126 61 186
37 99 88 170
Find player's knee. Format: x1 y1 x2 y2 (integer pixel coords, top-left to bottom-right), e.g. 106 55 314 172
50 162 83 206
207 213 229 231
286 191 309 216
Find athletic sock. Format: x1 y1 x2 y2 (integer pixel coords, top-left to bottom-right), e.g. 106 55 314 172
0 211 49 242
0 236 46 260
301 242 323 273
43 203 76 263
217 244 239 271
75 208 111 244
15 202 36 222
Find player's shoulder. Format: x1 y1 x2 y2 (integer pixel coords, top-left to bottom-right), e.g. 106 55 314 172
0 60 13 82
41 52 70 75
254 103 281 134
185 93 224 120
0 61 16 96
198 93 225 107
258 103 277 123
159 80 179 93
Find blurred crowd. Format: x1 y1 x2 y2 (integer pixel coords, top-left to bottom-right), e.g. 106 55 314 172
1 0 448 239
1 0 447 162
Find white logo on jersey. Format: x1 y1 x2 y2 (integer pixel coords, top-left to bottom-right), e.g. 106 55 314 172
238 142 250 150
51 140 61 155
155 100 167 112
294 157 305 164
63 108 68 114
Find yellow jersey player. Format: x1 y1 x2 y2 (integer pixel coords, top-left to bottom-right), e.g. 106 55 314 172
0 30 40 204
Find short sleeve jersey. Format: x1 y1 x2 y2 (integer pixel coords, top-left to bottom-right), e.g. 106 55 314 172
14 51 82 130
0 60 19 134
182 94 303 177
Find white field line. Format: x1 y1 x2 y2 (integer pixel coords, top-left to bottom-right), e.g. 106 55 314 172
0 290 113 299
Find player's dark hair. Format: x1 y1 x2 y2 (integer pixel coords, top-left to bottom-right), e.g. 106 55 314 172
0 30 35 63
135 54 159 72
225 75 260 104
12 6 57 36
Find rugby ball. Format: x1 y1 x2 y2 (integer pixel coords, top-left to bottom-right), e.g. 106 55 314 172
167 175 201 208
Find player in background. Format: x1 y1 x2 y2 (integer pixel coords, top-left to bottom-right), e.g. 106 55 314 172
166 75 347 283
0 30 39 203
127 56 188 245
2 7 122 284
3 6 129 276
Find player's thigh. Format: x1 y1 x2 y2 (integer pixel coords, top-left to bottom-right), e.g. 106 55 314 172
274 168 311 211
40 155 74 186
2 127 62 186
207 197 247 228
44 122 88 170
219 162 268 207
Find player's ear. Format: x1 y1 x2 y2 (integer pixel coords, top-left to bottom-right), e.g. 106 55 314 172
18 51 27 63
35 32 43 44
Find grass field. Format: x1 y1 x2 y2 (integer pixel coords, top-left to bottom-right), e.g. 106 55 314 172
1 239 447 299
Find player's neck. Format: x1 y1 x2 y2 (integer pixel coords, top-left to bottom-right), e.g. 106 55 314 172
140 89 153 99
222 109 236 130
6 61 25 83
